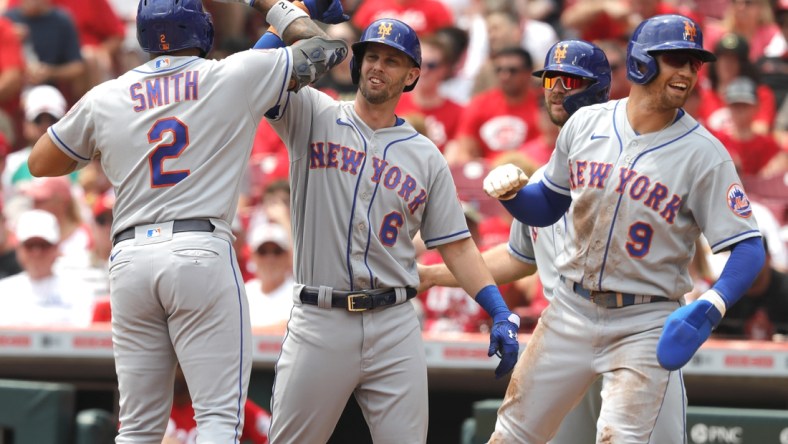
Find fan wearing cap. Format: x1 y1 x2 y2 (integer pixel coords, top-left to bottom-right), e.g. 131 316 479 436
712 77 782 175
700 32 777 135
0 209 94 327
244 222 295 328
1 85 68 202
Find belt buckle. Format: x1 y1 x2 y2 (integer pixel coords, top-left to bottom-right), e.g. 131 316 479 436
347 293 368 312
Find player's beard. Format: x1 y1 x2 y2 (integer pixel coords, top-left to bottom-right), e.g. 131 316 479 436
359 72 408 105
649 75 696 111
545 95 569 126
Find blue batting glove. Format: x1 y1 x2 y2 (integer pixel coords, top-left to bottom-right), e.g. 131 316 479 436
488 314 520 379
303 0 349 24
657 295 723 371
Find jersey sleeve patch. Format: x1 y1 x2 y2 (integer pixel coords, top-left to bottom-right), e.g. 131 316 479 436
726 183 752 218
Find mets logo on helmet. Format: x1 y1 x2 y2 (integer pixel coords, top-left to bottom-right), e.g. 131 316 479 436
683 21 697 42
377 22 393 39
553 44 568 64
727 184 752 218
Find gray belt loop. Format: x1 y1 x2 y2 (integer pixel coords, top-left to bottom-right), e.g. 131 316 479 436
318 286 333 309
394 287 406 305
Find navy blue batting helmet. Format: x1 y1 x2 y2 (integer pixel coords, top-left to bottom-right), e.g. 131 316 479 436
351 19 422 92
137 0 214 57
626 14 716 85
533 40 611 116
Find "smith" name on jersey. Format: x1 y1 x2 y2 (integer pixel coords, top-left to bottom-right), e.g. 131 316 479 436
130 71 199 112
309 142 427 214
569 160 682 224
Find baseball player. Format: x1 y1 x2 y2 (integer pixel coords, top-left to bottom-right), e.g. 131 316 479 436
421 40 686 444
253 19 520 444
482 15 765 443
26 0 348 441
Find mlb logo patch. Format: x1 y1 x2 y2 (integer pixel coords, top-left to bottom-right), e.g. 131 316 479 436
726 184 752 218
155 58 171 70
146 228 162 239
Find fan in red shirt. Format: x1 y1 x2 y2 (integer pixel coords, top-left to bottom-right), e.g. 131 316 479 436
164 365 270 444
351 0 453 36
713 77 782 175
699 33 777 135
447 47 541 166
395 34 464 152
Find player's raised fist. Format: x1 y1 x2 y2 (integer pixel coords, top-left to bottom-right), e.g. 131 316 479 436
483 164 529 201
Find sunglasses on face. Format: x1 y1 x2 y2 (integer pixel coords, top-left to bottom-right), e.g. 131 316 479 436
658 52 704 72
256 246 285 256
95 212 113 226
542 74 586 91
495 66 525 75
21 240 56 251
422 60 444 70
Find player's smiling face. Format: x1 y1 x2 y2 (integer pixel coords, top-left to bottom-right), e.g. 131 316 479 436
648 52 701 109
359 43 420 105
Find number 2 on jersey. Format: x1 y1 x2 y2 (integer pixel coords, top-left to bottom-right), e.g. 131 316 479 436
148 117 190 188
626 221 653 258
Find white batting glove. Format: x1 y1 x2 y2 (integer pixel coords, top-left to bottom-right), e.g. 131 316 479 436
483 164 529 200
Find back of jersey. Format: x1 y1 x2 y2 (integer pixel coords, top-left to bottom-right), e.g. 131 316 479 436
49 49 292 238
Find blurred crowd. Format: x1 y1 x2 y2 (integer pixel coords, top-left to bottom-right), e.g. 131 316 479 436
0 0 787 357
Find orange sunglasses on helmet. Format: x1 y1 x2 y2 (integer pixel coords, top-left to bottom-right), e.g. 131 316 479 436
542 74 586 91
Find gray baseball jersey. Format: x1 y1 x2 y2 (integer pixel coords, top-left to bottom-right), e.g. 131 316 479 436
501 167 687 444
47 49 294 443
541 98 761 297
265 86 469 443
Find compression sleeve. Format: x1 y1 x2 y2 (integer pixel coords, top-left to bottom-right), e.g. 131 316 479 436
711 236 766 308
501 181 571 227
254 32 286 49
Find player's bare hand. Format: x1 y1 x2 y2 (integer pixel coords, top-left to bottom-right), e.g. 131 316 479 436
483 164 529 201
488 313 521 379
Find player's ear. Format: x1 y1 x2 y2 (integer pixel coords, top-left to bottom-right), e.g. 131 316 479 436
405 66 420 89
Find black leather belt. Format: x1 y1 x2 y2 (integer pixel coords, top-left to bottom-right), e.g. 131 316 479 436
300 287 417 312
562 276 670 308
112 219 215 246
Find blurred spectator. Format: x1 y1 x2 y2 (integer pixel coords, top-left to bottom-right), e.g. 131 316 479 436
22 176 91 266
70 192 113 300
0 15 25 149
164 364 270 443
2 84 68 206
445 47 541 166
4 0 85 96
712 77 781 175
596 39 629 100
700 33 776 135
517 100 558 167
434 25 475 105
106 0 146 73
714 238 788 340
705 0 781 63
757 0 788 109
351 0 454 36
50 0 125 98
244 222 294 328
560 0 699 42
313 22 359 101
0 201 22 279
471 6 528 95
0 209 94 327
248 179 291 235
395 34 464 152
